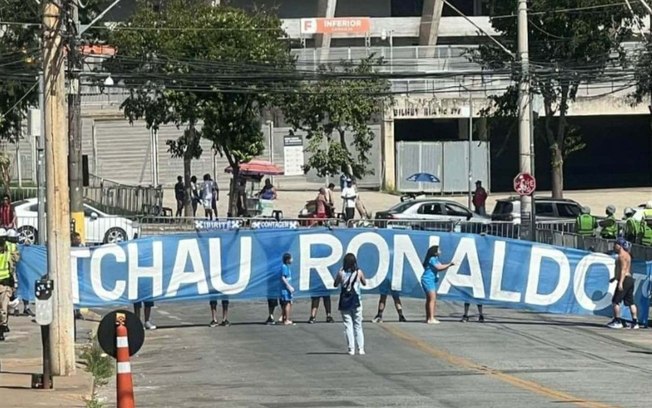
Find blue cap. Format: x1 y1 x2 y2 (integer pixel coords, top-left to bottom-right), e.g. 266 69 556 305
615 237 631 251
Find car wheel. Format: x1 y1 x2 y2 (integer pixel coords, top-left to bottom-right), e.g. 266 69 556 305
18 226 38 245
103 227 127 244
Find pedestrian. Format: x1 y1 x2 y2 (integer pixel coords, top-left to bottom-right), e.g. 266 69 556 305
334 253 367 355
372 280 406 323
421 245 455 324
326 183 336 218
174 175 185 217
0 229 13 341
341 178 357 222
133 301 157 330
607 238 638 329
0 194 16 229
315 187 328 219
265 298 279 325
209 299 230 327
280 253 295 325
599 205 618 239
461 303 484 322
71 232 84 320
623 208 640 244
472 180 488 216
575 206 597 238
190 175 200 217
309 295 334 324
201 174 214 220
259 178 276 200
210 176 219 217
6 229 27 317
236 177 248 217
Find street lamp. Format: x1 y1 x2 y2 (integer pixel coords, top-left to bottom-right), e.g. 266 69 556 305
459 85 473 210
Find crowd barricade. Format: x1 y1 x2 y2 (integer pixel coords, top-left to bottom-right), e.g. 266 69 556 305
535 229 652 260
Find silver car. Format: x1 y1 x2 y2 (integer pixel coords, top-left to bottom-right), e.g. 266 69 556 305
375 199 491 232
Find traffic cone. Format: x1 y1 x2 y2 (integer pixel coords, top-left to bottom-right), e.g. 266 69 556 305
116 313 135 408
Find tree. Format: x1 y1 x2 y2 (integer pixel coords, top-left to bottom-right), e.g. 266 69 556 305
474 1 643 197
281 56 392 180
103 0 293 215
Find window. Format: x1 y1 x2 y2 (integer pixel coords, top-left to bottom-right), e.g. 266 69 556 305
418 203 443 215
557 203 581 218
492 201 513 215
390 201 417 213
535 202 555 217
445 203 471 218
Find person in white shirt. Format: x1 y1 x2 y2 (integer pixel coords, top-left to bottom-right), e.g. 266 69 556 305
341 178 357 221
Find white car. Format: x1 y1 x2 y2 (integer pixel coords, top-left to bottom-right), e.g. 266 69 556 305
14 198 139 245
374 199 491 232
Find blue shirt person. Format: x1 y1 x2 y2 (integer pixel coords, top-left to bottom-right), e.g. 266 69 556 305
279 253 295 325
421 245 454 324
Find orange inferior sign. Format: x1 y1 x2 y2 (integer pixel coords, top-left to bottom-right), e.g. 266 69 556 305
300 17 371 35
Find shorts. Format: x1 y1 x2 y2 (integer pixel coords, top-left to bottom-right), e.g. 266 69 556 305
280 290 293 303
421 273 438 293
280 299 292 307
268 299 279 308
202 198 212 210
209 299 230 307
311 295 331 301
379 280 401 297
134 301 154 308
612 275 635 307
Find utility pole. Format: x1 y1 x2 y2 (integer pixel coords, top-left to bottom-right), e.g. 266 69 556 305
67 0 84 243
43 0 75 375
517 0 534 240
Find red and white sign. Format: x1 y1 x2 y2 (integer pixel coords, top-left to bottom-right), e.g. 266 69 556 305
513 173 536 196
300 17 371 35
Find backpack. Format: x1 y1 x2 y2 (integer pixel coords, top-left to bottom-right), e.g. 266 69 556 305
338 270 361 311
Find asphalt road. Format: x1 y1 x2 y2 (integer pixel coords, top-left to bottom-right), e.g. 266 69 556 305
96 298 652 408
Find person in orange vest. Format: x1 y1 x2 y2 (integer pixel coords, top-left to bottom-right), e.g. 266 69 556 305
472 180 488 216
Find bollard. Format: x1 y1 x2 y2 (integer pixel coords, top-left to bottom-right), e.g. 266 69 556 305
116 313 135 408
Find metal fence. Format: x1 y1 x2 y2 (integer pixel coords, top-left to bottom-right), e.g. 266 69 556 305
83 175 165 216
535 229 652 260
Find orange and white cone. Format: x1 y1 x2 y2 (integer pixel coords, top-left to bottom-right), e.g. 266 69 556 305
116 313 135 408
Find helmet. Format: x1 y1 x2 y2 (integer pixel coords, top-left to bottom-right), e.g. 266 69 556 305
606 205 616 215
7 229 18 238
646 200 652 209
0 228 8 237
581 206 590 214
624 207 635 216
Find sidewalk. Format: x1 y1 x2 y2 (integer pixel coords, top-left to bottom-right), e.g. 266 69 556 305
0 310 101 407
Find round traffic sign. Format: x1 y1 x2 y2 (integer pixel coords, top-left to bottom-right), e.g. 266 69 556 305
97 310 145 358
513 172 536 196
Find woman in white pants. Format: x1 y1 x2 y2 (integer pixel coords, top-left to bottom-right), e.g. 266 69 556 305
334 253 367 355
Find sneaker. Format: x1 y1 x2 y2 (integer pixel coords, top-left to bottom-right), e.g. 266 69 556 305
347 349 354 356
426 319 441 325
308 317 316 324
265 316 276 325
23 308 35 317
219 320 231 327
372 315 383 323
478 315 485 323
631 323 640 330
607 320 623 329
460 315 469 323
209 320 219 327
0 331 4 341
358 349 366 355
326 316 335 323
398 314 407 323
144 321 157 330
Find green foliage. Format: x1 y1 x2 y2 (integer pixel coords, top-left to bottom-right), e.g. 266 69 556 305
474 0 643 196
632 38 652 104
281 56 392 179
80 341 113 387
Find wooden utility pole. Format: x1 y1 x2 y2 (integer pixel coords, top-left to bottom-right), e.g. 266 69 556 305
43 0 75 375
67 0 84 243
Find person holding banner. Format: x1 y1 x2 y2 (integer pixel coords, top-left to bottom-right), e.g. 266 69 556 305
607 238 638 329
209 299 230 327
334 253 367 355
421 245 454 324
280 253 295 325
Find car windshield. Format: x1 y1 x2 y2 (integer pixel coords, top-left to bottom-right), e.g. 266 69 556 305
388 201 415 213
492 201 513 215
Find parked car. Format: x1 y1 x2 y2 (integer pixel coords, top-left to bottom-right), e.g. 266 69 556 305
491 196 582 224
14 198 139 245
375 199 491 232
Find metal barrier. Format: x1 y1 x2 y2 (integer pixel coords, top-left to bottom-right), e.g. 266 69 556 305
16 215 140 245
536 229 652 260
83 175 165 216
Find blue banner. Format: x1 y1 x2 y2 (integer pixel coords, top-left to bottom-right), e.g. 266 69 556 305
16 229 651 321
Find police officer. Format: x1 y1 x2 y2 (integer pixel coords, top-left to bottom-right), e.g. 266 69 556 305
640 201 652 247
0 228 13 341
599 205 618 239
575 206 596 237
623 208 640 244
6 229 21 317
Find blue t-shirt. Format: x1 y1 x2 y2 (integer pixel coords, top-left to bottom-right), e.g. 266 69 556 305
423 256 442 281
280 264 292 299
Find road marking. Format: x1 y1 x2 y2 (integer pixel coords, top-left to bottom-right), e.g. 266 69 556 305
381 324 617 408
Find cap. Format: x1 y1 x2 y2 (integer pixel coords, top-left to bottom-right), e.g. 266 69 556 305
0 228 8 237
7 229 18 238
615 237 632 251
606 205 616 215
624 207 635 216
581 206 590 214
